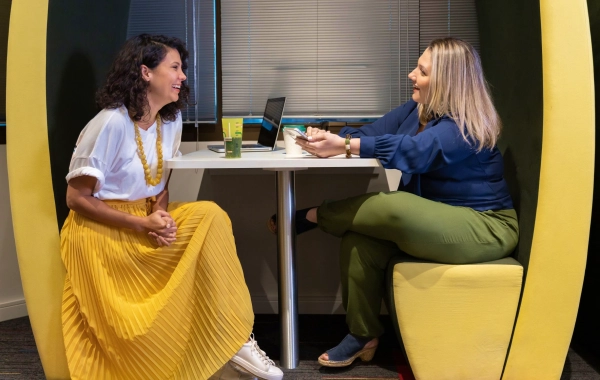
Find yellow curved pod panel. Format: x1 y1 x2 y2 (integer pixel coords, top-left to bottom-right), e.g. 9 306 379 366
6 0 70 378
503 0 594 378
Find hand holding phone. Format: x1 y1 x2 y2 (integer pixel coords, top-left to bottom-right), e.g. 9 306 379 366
285 128 310 140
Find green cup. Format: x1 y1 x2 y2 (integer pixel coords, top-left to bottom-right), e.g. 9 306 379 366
222 118 243 158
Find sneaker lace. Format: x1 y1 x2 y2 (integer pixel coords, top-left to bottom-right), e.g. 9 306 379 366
249 334 276 369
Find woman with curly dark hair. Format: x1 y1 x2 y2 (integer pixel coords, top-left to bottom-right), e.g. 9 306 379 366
61 34 283 380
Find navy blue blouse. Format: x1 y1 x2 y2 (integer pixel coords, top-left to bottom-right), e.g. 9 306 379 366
339 100 513 211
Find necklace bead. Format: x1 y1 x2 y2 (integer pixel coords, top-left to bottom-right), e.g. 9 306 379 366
134 115 163 187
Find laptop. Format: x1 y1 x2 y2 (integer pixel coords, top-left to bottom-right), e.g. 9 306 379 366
208 97 286 153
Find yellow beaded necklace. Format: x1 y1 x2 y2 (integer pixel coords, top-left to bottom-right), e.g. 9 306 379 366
133 115 163 186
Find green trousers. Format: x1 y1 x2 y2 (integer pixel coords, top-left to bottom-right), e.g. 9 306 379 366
317 191 519 338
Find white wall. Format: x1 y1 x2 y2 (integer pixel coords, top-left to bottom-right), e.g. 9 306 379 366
0 141 402 321
0 145 27 322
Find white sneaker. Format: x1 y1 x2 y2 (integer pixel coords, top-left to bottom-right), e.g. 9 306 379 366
231 335 284 380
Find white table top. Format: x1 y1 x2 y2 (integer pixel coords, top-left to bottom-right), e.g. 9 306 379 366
166 146 380 170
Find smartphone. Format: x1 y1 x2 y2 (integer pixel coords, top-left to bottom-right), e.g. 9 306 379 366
286 128 309 140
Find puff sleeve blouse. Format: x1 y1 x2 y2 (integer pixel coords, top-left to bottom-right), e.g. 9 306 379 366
66 106 182 201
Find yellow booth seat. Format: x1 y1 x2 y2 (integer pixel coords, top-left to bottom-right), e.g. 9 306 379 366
388 258 522 380
388 258 523 380
386 0 594 379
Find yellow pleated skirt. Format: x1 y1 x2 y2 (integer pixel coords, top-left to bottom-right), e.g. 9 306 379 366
60 199 254 380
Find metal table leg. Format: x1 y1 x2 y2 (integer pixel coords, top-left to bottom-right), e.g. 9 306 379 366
275 170 299 369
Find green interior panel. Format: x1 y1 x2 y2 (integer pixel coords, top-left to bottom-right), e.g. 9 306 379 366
572 0 600 367
46 0 131 226
475 0 543 273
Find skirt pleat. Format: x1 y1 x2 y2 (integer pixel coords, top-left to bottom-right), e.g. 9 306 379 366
61 200 254 380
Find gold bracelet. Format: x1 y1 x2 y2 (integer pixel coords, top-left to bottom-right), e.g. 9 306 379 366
345 134 352 158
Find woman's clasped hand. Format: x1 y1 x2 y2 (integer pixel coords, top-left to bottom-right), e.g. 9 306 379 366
145 210 177 246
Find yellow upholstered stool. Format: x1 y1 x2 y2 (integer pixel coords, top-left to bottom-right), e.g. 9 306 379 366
388 257 523 380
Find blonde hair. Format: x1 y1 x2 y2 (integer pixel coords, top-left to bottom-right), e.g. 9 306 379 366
418 38 501 151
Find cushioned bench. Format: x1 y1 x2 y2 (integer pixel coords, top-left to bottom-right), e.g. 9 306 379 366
388 258 522 379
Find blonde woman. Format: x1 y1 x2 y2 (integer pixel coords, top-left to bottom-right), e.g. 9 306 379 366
272 38 519 367
62 34 283 380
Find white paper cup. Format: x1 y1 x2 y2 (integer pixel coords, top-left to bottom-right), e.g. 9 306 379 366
283 129 305 158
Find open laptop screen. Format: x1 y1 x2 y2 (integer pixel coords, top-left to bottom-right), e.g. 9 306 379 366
257 97 286 148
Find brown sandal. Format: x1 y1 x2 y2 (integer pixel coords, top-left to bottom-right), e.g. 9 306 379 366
318 334 378 368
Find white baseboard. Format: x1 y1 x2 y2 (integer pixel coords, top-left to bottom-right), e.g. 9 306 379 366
0 298 28 322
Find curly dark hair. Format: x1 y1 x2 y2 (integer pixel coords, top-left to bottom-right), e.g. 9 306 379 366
96 34 190 123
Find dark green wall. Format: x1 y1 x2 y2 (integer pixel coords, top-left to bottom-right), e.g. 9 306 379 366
0 0 12 144
572 0 600 370
475 0 543 273
0 0 11 123
46 0 131 226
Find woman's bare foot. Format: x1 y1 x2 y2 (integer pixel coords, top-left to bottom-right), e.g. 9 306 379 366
318 337 378 362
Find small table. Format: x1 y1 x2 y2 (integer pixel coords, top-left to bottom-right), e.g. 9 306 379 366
166 147 380 369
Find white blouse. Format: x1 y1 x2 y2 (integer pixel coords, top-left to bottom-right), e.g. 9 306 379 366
66 106 182 201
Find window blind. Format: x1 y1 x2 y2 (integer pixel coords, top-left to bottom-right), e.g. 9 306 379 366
127 0 216 122
222 0 479 119
399 0 421 106
221 0 401 118
419 0 479 52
